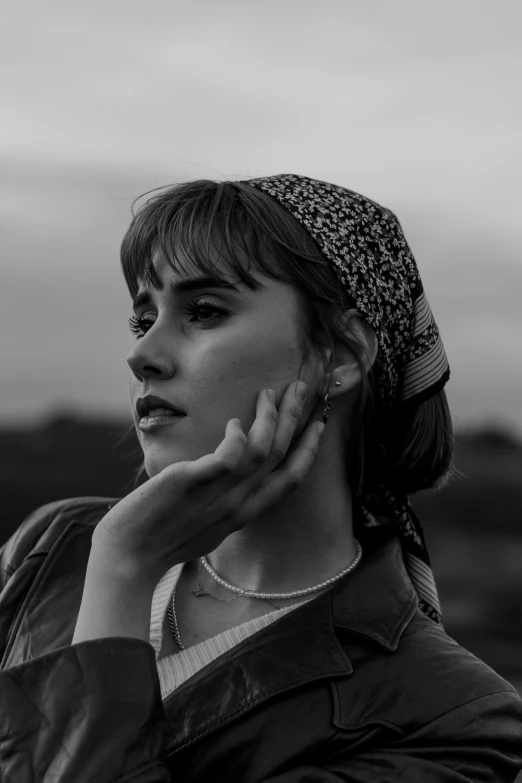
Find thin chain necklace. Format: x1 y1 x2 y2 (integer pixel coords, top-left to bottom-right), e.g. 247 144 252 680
167 540 363 650
167 581 186 650
192 558 243 601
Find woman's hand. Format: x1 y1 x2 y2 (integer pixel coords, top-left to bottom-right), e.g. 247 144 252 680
92 381 324 587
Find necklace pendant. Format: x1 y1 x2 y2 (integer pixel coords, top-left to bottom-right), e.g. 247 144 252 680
192 583 210 597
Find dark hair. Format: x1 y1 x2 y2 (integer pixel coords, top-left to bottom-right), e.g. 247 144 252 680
117 179 460 499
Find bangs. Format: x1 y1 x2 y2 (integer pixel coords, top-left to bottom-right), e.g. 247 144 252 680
120 180 329 299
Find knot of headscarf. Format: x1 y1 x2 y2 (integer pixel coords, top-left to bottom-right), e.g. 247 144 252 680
243 173 450 627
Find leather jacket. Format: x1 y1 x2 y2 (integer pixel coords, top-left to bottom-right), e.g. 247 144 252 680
0 496 521 782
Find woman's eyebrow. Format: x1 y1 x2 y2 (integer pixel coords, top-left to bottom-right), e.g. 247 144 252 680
132 275 242 312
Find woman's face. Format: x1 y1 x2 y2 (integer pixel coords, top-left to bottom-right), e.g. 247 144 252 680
127 248 321 478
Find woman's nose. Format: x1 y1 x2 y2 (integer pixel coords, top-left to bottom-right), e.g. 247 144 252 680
127 336 174 382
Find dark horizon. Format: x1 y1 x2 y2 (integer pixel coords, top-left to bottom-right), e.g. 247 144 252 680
1 410 521 698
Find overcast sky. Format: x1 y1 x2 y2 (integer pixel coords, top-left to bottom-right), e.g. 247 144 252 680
2 0 521 435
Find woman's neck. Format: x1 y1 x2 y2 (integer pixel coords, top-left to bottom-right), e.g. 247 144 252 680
207 454 357 596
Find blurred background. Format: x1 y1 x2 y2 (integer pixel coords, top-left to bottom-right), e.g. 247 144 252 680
1 0 521 698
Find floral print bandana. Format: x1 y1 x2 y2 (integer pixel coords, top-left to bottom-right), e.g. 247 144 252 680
244 174 449 626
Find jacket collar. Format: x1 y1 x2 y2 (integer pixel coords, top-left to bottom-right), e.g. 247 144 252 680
164 528 418 754
330 528 418 651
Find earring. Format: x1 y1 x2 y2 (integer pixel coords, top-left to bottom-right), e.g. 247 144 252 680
322 381 341 424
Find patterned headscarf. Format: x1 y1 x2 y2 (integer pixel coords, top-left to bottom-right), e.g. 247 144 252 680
244 174 449 626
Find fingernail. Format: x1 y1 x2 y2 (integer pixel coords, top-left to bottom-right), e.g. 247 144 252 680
296 382 308 400
267 389 276 403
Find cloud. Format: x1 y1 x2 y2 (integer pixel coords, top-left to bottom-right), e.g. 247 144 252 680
2 0 521 432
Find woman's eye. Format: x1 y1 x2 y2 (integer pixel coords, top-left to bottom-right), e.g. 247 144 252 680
127 314 155 338
183 298 226 324
127 298 226 339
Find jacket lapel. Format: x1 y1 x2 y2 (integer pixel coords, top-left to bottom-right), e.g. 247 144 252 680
163 590 352 754
163 528 418 754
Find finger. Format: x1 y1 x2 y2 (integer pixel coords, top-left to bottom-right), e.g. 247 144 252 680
243 419 325 519
184 418 247 486
242 381 308 489
232 388 279 481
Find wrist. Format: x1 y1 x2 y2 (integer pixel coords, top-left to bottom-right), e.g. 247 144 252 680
90 528 163 591
72 545 157 646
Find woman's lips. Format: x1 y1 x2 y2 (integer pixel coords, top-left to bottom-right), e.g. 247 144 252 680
138 411 185 433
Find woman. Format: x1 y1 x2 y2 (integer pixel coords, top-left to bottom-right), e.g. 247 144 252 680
1 174 521 782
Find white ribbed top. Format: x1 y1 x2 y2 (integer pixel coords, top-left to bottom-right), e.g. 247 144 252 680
149 563 315 700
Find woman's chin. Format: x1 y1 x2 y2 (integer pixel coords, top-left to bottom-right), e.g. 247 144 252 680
143 451 180 477
139 426 224 477
142 439 205 477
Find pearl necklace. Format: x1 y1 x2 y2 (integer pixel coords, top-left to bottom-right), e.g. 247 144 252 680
168 540 363 650
200 538 363 600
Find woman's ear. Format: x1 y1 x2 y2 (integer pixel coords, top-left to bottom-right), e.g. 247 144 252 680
335 310 377 372
348 314 378 373
326 312 378 396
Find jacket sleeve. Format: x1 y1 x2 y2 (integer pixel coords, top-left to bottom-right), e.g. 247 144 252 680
0 501 62 592
0 637 173 783
0 497 117 593
261 691 522 783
